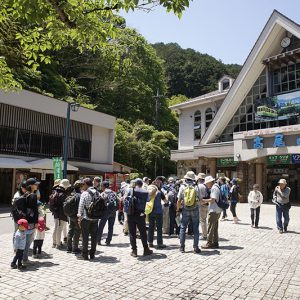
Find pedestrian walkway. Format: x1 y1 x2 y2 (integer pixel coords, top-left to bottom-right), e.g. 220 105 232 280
1 203 300 300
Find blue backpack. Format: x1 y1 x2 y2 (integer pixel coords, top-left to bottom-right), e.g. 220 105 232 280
214 184 229 210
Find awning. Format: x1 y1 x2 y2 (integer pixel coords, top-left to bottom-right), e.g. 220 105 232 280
76 166 104 175
0 158 32 169
29 159 78 171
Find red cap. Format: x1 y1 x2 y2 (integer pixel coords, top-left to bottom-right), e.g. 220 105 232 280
17 219 29 229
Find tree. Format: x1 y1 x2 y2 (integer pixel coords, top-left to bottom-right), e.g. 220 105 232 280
153 43 242 98
0 0 192 90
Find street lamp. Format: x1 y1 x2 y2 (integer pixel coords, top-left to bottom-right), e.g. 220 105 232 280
63 102 80 178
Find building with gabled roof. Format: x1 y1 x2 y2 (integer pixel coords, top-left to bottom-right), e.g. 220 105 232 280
170 10 300 202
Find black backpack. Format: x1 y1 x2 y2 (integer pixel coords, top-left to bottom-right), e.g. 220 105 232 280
86 189 106 219
11 194 28 222
104 190 118 212
63 193 79 218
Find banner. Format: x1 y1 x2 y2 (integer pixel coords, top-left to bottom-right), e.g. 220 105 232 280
53 157 63 180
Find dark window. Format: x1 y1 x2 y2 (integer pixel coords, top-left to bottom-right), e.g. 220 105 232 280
205 108 214 129
30 133 42 154
194 110 201 140
73 140 91 160
222 79 230 90
17 130 30 153
42 135 63 156
0 127 15 151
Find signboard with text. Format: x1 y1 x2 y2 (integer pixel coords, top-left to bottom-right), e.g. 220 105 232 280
53 157 63 180
267 155 291 165
217 157 238 168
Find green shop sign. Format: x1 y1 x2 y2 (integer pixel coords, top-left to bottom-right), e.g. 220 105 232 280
217 157 238 167
267 155 291 165
53 157 63 180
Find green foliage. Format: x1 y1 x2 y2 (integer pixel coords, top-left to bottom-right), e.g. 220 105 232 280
0 0 192 89
153 43 242 98
114 119 176 178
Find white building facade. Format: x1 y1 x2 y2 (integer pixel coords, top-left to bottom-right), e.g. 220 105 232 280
0 90 116 204
171 11 300 203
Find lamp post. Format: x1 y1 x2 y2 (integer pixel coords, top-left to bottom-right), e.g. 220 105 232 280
63 102 80 178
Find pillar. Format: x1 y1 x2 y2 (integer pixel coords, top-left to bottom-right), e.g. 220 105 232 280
255 163 263 188
208 158 217 178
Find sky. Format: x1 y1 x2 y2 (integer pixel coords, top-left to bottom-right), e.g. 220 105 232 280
122 0 300 65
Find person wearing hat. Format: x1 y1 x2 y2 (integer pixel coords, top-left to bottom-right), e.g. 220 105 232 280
49 178 70 249
219 177 230 221
11 219 29 269
197 173 208 240
272 179 291 233
201 176 222 249
229 178 240 224
177 171 201 254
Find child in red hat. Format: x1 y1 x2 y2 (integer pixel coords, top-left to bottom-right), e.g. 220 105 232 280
11 219 28 269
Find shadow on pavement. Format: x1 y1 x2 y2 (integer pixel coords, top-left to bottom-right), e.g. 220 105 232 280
257 226 273 230
218 245 244 250
107 243 130 248
90 255 120 264
137 253 167 261
200 250 220 256
236 222 251 226
287 230 300 235
20 261 59 272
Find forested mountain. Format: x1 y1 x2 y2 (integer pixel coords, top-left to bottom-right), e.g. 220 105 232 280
153 43 241 98
1 7 241 177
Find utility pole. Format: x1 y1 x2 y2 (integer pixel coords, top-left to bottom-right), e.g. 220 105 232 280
153 88 164 129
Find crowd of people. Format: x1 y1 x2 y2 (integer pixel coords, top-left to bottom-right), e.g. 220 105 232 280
10 172 291 269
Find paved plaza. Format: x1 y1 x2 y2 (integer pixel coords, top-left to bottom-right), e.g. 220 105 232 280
1 203 300 300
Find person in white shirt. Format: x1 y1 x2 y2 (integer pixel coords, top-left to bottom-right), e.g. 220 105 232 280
248 184 263 228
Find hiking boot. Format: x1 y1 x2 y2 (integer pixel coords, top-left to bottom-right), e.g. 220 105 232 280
143 248 153 256
156 244 166 249
63 237 67 244
90 254 95 260
199 235 207 241
148 243 154 248
10 263 17 269
180 246 185 253
201 243 214 249
194 247 201 254
212 243 219 249
56 244 64 250
45 226 50 231
131 250 138 257
105 241 111 246
52 244 57 248
279 229 283 234
33 254 38 258
81 255 89 260
97 241 101 246
284 226 288 232
124 232 128 236
67 248 72 253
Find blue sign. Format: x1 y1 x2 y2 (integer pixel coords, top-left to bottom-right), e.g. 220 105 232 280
297 138 300 146
253 136 264 149
291 154 300 164
273 134 285 147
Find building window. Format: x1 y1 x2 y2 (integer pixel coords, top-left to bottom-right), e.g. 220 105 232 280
42 135 63 157
272 63 300 95
222 79 230 90
73 140 91 160
194 110 201 140
17 130 30 153
0 127 15 151
205 108 214 129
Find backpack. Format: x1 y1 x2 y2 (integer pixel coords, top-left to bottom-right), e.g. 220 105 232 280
124 189 137 216
11 194 28 222
49 190 60 213
63 193 79 218
214 184 229 210
183 185 197 207
104 190 118 212
167 187 177 208
86 189 106 219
